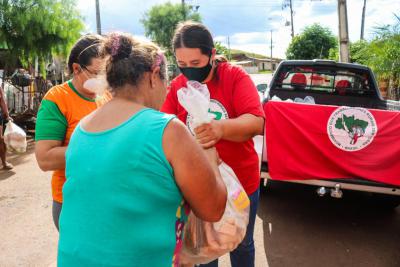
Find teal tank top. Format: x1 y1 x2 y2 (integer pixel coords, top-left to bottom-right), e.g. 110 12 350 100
58 108 188 267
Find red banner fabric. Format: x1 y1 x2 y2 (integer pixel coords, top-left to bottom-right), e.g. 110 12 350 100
264 101 400 186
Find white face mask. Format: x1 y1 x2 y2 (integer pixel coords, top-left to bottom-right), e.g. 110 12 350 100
83 76 108 95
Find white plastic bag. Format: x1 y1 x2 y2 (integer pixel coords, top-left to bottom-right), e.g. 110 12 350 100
177 81 250 264
180 162 250 265
4 121 27 153
177 80 211 129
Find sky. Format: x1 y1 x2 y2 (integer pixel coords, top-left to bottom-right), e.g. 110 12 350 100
77 0 400 59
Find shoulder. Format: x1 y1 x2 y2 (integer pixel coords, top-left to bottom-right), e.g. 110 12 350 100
163 117 191 143
43 82 71 103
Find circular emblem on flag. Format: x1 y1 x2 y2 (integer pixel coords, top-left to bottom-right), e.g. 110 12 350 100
327 106 377 152
186 99 229 135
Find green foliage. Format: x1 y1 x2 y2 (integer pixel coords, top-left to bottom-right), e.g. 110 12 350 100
335 115 368 132
286 23 337 60
0 0 84 74
329 40 370 64
141 2 201 57
215 41 228 58
366 24 400 84
230 49 267 59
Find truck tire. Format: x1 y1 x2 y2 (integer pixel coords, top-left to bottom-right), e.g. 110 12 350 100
371 194 400 209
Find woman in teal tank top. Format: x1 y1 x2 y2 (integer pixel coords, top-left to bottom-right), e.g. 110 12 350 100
58 33 227 267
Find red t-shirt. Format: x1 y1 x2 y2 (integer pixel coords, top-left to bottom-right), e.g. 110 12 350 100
161 62 265 195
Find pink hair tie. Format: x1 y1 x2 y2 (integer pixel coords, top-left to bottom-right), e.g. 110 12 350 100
111 35 120 56
152 52 165 69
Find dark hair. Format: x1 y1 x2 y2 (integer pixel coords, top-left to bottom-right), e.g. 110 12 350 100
68 34 104 74
102 33 166 90
172 21 227 63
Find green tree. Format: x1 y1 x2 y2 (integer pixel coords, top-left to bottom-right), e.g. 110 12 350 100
0 0 84 76
328 40 369 64
214 41 229 59
286 23 337 60
365 23 400 99
141 2 201 57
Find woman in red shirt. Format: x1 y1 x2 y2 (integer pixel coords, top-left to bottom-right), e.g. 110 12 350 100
161 21 264 267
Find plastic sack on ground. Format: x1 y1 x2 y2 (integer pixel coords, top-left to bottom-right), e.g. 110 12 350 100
4 121 27 153
180 162 250 265
177 81 250 265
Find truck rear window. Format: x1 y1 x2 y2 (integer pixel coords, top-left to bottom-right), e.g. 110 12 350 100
274 66 376 97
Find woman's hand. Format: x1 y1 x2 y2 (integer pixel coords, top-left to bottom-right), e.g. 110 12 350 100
203 147 222 165
194 120 224 149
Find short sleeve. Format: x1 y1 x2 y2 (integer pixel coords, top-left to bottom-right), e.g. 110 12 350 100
232 67 265 118
35 99 68 141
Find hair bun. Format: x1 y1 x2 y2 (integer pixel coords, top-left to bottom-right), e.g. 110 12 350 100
105 33 135 61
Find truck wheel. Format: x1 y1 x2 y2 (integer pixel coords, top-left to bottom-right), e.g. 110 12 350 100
371 194 400 209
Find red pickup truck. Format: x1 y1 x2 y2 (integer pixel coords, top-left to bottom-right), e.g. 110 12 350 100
258 60 400 208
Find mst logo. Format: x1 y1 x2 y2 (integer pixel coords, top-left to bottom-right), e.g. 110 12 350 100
327 107 377 152
186 99 229 135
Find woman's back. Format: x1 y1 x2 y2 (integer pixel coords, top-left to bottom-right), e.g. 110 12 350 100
58 108 186 266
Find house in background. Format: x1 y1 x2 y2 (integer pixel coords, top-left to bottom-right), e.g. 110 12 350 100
231 53 283 74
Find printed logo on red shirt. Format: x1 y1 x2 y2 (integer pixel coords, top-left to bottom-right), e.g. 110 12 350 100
186 99 229 135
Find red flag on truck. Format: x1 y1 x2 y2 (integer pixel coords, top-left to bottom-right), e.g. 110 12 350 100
264 101 400 186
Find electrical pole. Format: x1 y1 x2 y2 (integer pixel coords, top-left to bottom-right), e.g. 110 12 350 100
289 0 294 38
182 0 186 21
360 0 366 40
95 0 102 35
270 30 273 70
338 0 350 62
227 36 231 61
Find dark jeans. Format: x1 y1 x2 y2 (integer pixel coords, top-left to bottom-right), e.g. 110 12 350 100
198 187 260 267
52 200 62 231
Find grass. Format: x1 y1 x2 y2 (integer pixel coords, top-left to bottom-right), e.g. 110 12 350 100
258 70 273 74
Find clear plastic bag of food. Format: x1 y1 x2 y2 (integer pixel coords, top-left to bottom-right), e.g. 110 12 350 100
177 80 211 128
180 162 250 265
177 81 250 264
4 121 27 153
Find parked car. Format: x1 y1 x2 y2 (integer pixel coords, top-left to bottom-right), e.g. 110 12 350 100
260 60 400 208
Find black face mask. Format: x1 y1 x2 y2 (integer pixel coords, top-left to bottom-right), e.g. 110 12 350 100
179 54 213 83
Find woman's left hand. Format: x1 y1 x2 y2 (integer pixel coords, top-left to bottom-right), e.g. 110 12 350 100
194 120 224 149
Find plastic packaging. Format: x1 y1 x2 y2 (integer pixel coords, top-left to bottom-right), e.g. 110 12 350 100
180 162 250 265
303 96 315 104
177 81 250 265
177 80 212 128
4 121 27 153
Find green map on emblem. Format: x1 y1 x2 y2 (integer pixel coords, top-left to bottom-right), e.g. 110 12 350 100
335 114 369 145
335 115 368 132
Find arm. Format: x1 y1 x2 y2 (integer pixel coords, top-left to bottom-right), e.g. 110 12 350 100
163 119 227 222
194 114 264 148
34 98 68 171
35 140 66 171
0 85 9 118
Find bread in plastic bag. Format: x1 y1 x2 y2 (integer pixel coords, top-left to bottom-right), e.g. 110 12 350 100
180 162 250 265
177 81 250 265
4 121 27 153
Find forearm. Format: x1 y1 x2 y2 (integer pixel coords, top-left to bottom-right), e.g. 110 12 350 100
220 114 264 142
35 146 67 171
0 91 9 116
